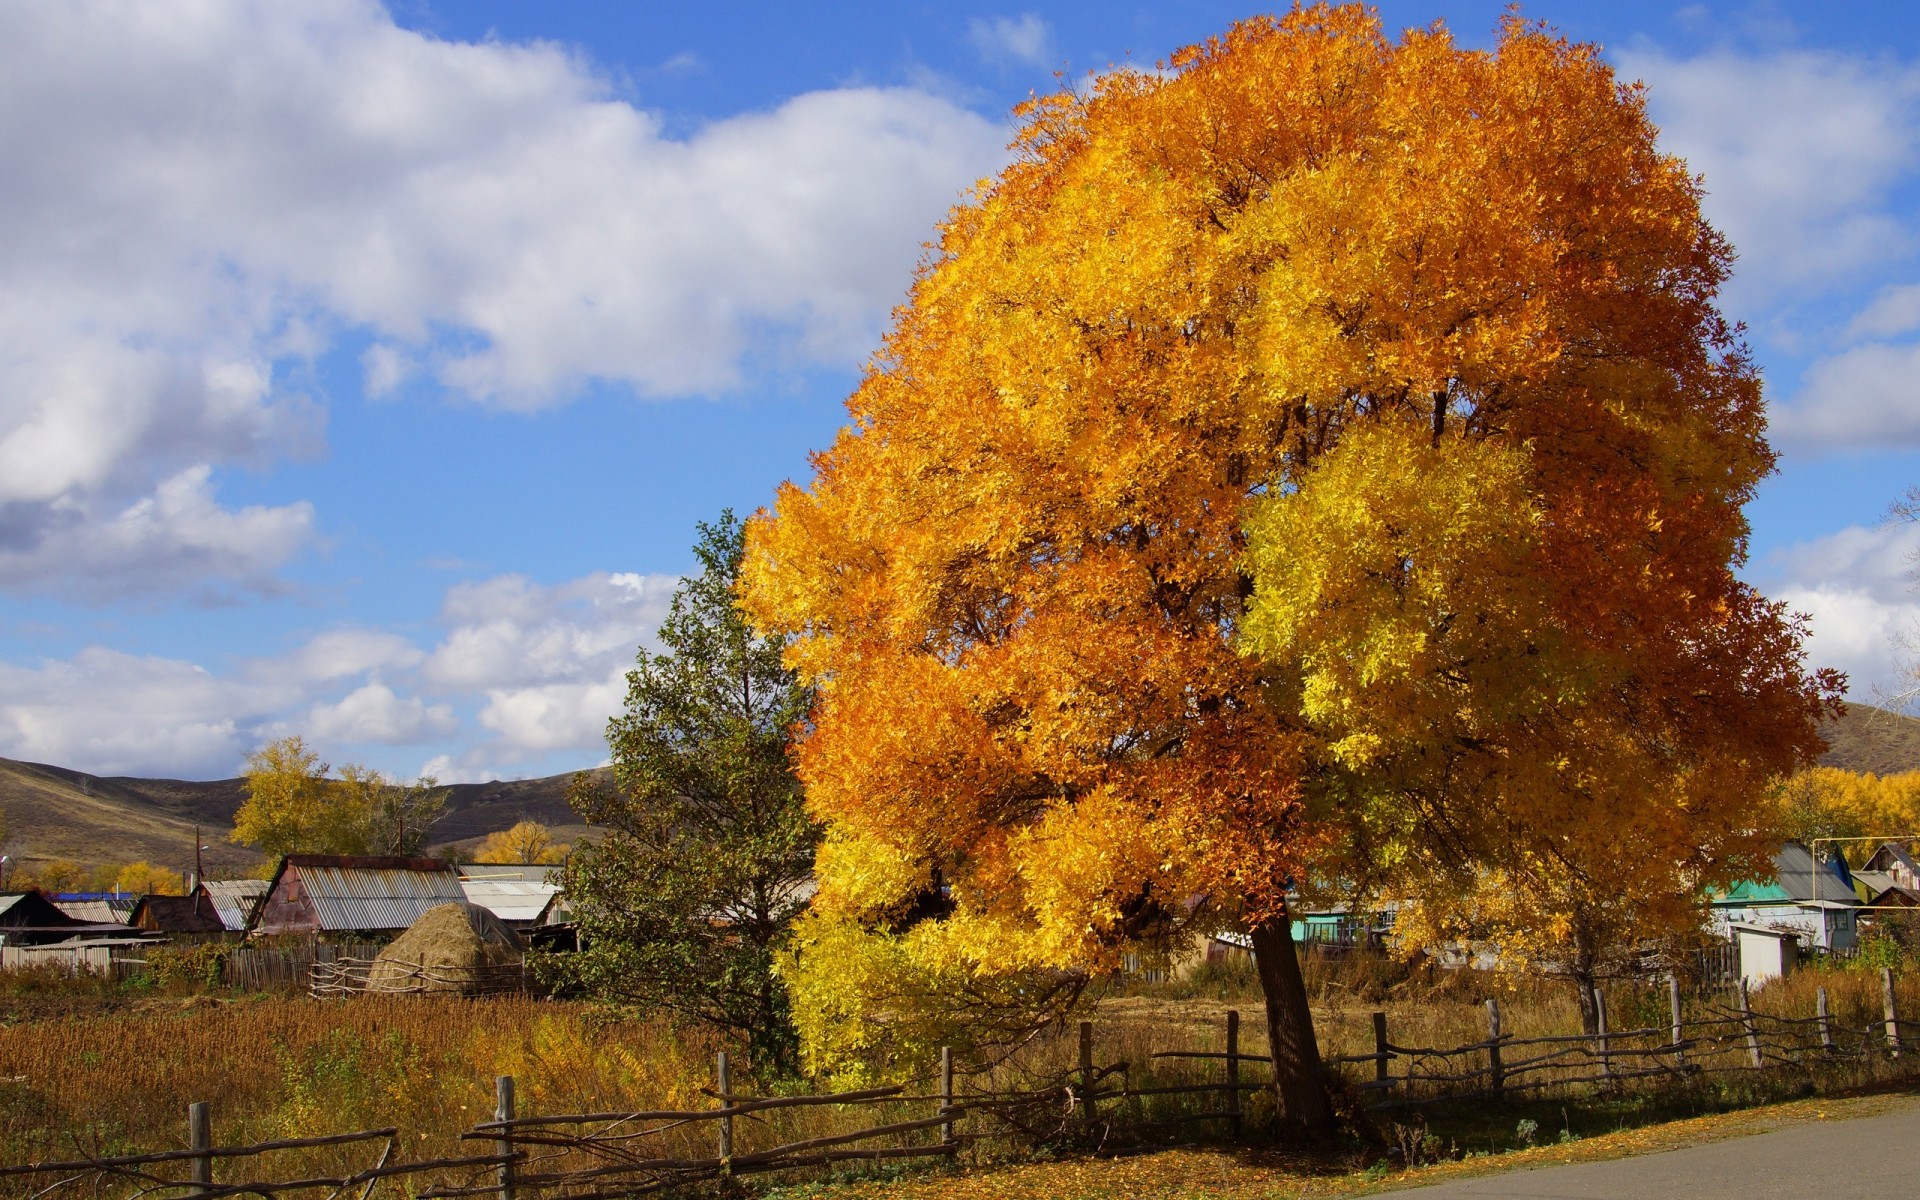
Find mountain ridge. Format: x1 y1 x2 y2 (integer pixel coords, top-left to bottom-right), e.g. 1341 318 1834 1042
5 700 1919 876
0 756 603 875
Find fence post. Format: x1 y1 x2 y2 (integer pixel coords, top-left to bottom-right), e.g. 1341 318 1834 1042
1818 986 1834 1052
188 1101 212 1196
716 1051 733 1175
1885 968 1901 1058
1669 974 1684 1052
1225 1009 1242 1137
1595 990 1613 1080
1372 1010 1390 1094
493 1075 515 1200
1738 979 1763 1068
939 1046 955 1148
1078 1020 1096 1122
1485 998 1504 1100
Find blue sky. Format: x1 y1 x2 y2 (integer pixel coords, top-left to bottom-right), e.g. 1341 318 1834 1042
2 1 1918 783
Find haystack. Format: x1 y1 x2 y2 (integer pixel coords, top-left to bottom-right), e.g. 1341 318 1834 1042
366 901 523 994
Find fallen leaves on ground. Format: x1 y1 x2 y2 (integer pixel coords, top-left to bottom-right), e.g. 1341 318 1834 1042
812 1090 1920 1200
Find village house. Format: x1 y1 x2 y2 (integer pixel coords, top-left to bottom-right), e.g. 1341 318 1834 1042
129 893 229 940
1712 842 1861 960
248 855 466 939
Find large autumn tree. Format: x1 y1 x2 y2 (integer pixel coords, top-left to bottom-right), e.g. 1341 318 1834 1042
740 7 1837 1137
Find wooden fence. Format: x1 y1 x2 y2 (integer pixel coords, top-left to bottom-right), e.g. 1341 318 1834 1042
13 969 1920 1196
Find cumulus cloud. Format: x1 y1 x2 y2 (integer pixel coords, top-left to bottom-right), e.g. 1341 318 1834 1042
0 467 315 602
1763 520 1920 701
426 571 676 760
1619 47 1920 303
0 567 677 778
968 15 1052 68
1772 342 1920 449
308 682 457 744
0 1 1006 598
0 648 293 777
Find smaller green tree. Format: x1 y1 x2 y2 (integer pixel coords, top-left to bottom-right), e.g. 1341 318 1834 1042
554 512 819 1076
339 763 448 856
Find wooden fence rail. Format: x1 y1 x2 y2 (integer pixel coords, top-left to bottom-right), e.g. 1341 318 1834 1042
15 969 1920 1196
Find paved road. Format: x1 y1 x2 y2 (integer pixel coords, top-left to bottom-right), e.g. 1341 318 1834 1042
1384 1098 1920 1199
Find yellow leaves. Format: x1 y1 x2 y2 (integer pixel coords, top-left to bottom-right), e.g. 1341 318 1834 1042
740 2 1836 1075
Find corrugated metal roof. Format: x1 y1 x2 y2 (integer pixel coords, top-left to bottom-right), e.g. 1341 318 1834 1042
53 899 138 923
297 863 465 931
460 879 561 923
202 880 268 931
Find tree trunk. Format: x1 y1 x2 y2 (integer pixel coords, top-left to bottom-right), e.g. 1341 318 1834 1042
1248 911 1335 1141
1573 973 1600 1036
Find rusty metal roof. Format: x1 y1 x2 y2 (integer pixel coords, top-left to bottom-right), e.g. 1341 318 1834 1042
292 861 465 931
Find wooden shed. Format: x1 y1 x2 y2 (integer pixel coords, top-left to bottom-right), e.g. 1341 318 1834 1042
249 856 466 939
129 893 229 939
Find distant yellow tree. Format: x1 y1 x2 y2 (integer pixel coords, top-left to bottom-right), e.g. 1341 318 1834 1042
1776 767 1920 860
27 858 86 893
476 821 568 865
229 736 369 858
113 861 185 896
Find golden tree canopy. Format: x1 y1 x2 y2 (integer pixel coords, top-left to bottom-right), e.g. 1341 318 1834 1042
741 6 1838 1075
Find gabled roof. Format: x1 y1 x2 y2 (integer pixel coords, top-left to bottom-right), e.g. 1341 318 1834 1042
53 898 139 923
130 894 226 934
0 891 139 940
253 856 465 934
1717 843 1858 908
200 880 269 931
1863 841 1919 878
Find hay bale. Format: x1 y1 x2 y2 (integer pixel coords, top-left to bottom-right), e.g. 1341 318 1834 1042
366 902 524 994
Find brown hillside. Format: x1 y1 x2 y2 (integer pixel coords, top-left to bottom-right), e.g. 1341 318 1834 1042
1819 702 1920 776
0 759 257 875
0 757 605 875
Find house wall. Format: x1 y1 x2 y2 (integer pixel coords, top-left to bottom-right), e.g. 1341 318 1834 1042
252 868 318 937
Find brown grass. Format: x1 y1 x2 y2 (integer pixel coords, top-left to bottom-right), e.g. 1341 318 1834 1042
7 953 1920 1196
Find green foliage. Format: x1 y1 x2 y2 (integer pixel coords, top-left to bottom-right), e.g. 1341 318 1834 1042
551 512 819 1077
145 943 228 991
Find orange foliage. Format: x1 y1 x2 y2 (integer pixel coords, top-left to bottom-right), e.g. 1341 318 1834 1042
741 5 1838 1068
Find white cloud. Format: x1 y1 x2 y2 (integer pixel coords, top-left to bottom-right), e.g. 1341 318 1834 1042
1846 283 1920 340
425 571 675 691
308 682 456 744
272 629 425 684
0 566 678 778
0 467 315 603
1618 47 1920 304
1773 342 1920 449
968 14 1052 68
477 677 628 754
425 570 675 760
0 1 1006 598
1763 520 1920 701
0 648 293 777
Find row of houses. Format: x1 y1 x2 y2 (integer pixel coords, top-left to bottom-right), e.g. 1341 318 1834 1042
0 855 568 951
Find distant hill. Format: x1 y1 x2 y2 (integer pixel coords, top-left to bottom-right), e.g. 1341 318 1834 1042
5 699 1916 876
1819 701 1920 777
0 756 604 875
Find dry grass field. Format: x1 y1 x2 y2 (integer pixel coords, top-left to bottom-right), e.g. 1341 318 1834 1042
5 955 1920 1196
